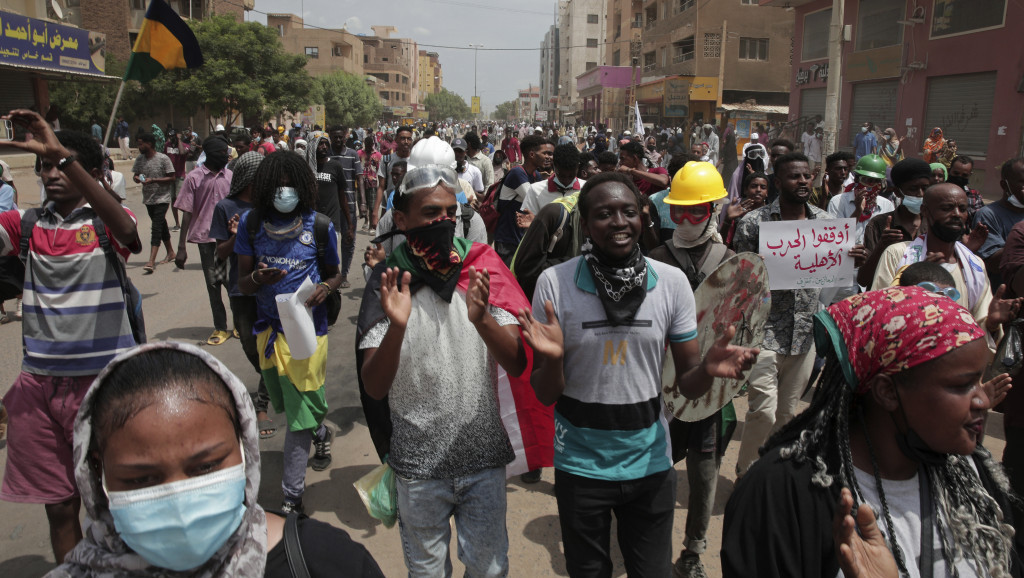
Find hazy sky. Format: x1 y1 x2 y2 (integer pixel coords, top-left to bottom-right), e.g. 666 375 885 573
249 0 558 113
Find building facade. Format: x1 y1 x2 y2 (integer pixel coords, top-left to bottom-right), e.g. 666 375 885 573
576 66 633 128
539 26 559 123
417 50 442 102
557 0 606 121
266 13 363 78
518 85 541 122
360 25 419 117
766 0 1024 194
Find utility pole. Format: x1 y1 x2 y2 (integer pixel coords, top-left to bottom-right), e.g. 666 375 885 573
716 20 727 124
469 44 483 119
822 0 844 156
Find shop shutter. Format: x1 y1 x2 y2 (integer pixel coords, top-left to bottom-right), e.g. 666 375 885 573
923 72 997 156
0 71 37 117
847 80 899 139
798 87 826 122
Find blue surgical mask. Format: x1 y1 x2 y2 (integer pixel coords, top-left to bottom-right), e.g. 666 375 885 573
104 462 247 572
901 194 923 214
273 186 300 214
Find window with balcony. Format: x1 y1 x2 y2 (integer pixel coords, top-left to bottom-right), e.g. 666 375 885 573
305 46 319 59
645 6 657 29
676 0 695 14
643 51 656 72
673 37 695 63
632 13 642 28
855 0 903 50
739 37 769 60
587 38 599 48
802 9 831 61
333 45 350 58
587 13 599 24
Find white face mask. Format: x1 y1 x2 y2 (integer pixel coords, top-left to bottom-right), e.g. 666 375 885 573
1007 194 1024 209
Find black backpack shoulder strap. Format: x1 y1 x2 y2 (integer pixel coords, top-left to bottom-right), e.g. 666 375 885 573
284 511 311 578
91 216 126 281
18 208 43 265
460 204 475 238
313 212 330 269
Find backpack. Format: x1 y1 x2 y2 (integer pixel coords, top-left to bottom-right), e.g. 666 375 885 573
15 209 146 344
476 171 508 234
247 211 341 326
459 203 476 238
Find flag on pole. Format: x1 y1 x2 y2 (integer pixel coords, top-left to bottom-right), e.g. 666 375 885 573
123 0 203 83
634 101 644 137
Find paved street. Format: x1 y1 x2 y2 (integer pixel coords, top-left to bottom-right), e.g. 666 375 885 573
0 160 1008 577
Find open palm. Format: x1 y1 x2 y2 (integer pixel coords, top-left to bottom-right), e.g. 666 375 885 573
702 325 759 379
381 267 412 327
834 488 899 578
517 301 564 360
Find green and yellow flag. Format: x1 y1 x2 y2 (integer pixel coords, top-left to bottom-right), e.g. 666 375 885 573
123 0 203 83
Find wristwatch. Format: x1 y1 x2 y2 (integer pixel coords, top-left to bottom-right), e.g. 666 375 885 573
56 155 76 172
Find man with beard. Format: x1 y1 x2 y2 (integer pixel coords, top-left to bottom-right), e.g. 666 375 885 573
871 182 997 333
372 126 414 228
328 125 363 287
648 162 737 578
174 136 233 345
306 134 352 301
971 157 1024 288
733 152 826 478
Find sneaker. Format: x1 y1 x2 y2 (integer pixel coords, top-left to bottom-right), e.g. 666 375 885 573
673 552 707 578
311 427 333 471
519 468 542 484
280 499 304 515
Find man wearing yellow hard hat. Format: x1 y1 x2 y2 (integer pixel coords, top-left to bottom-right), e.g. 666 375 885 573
648 161 735 578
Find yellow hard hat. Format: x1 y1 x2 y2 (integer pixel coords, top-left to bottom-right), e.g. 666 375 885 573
665 161 727 206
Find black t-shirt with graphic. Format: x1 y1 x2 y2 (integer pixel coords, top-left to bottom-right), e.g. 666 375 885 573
315 159 347 234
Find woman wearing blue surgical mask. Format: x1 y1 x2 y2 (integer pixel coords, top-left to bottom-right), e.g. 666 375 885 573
234 151 343 515
50 342 383 577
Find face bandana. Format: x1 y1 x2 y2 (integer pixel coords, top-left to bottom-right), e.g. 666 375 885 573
403 216 463 302
854 182 882 222
582 241 648 327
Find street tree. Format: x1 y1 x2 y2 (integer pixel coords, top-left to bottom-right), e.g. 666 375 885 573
423 88 471 121
491 100 517 122
316 71 382 128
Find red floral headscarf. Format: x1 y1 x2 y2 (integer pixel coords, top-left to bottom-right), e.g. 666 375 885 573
813 286 985 394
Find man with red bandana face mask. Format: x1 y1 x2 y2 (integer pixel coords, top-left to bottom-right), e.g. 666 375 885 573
828 154 895 244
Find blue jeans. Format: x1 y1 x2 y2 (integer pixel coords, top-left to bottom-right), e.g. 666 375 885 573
395 466 509 578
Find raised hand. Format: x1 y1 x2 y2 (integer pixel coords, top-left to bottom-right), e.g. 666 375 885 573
701 325 759 379
833 488 899 578
964 222 989 253
516 209 535 229
848 244 869 269
517 301 564 361
1 109 65 160
364 243 386 268
228 213 241 236
466 266 491 325
983 373 1012 408
987 284 1023 329
880 216 904 247
380 267 412 328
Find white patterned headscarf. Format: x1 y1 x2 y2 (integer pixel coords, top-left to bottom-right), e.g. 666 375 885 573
49 342 267 577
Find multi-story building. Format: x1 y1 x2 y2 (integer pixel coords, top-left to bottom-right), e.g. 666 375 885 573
539 26 559 123
557 0 606 121
417 50 442 102
266 13 363 78
764 0 1024 195
518 85 541 122
360 26 419 117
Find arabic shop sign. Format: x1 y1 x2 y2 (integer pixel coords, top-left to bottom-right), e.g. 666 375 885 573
795 62 828 86
758 219 855 290
0 10 105 76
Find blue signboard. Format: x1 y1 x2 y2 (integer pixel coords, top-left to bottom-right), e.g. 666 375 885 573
0 10 105 76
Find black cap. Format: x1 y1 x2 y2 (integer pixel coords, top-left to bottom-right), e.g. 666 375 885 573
451 138 467 151
890 158 933 187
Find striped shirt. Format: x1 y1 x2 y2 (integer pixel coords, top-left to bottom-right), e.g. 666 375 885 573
0 205 141 376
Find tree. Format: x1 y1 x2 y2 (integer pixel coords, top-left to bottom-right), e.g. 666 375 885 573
49 55 148 137
316 71 382 128
492 100 517 122
423 88 471 121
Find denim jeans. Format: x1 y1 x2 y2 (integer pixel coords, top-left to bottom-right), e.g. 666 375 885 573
395 466 509 578
228 295 268 413
554 468 676 578
197 242 228 331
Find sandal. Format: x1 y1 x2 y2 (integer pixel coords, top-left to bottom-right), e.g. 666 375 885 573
143 264 155 274
206 330 231 346
340 277 351 289
258 418 278 439
159 253 176 265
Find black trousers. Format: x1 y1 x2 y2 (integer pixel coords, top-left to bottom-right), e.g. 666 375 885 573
554 468 676 578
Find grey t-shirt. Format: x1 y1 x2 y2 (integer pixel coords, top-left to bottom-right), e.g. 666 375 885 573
132 152 174 205
359 291 517 479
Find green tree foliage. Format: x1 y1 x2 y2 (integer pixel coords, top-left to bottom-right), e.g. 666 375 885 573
316 71 382 128
423 88 471 121
491 100 517 122
49 55 144 136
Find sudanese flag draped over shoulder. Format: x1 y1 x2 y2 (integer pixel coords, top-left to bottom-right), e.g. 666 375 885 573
355 238 554 476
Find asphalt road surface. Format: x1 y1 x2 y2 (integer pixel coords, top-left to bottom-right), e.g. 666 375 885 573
0 162 1008 577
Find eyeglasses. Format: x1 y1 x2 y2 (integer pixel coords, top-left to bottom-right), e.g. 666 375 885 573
917 282 960 301
400 165 459 196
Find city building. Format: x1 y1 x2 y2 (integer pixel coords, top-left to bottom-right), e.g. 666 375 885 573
577 66 633 128
557 0 606 123
360 25 420 118
764 0 1024 194
539 26 559 123
417 50 442 102
518 85 542 122
266 13 364 77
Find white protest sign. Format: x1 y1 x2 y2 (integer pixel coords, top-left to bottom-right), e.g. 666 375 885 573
759 218 855 290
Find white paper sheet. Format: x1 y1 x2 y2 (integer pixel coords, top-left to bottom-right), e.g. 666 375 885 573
275 276 318 360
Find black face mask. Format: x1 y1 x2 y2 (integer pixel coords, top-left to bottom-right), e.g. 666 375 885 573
947 175 969 188
930 220 964 243
204 153 229 172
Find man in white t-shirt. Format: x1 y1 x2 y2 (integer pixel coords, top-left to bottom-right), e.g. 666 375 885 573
519 142 583 227
452 138 484 198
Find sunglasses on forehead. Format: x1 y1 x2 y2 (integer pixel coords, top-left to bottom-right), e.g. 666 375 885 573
917 282 960 302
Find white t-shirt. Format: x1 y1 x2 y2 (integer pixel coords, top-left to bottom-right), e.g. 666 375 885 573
521 177 585 215
456 163 484 194
826 191 896 245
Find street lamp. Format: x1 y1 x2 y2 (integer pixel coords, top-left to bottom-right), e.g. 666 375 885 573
469 44 483 98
